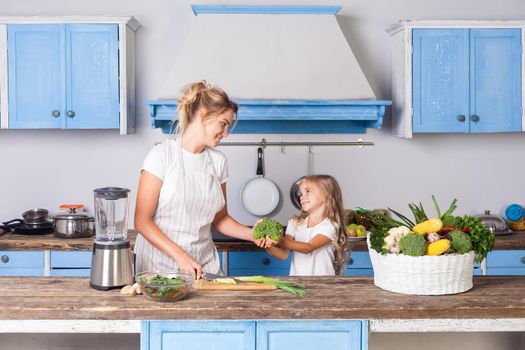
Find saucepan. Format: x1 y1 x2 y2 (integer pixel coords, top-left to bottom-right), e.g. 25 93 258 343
240 147 280 216
53 204 95 239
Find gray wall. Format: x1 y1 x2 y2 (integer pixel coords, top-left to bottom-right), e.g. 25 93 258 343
1 0 525 227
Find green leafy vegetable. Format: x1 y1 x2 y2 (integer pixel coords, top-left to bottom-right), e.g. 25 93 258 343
455 215 494 263
253 217 283 241
235 275 310 296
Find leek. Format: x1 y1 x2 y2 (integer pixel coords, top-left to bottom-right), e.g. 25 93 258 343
235 276 310 296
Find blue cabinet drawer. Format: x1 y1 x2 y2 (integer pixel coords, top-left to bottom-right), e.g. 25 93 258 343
228 252 291 276
143 320 256 350
0 251 44 268
257 320 364 350
51 251 92 268
486 250 525 267
347 252 371 268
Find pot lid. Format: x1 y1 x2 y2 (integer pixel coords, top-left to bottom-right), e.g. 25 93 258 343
55 214 91 220
474 210 507 232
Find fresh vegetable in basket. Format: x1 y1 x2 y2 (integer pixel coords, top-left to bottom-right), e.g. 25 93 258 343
365 196 494 262
253 217 283 241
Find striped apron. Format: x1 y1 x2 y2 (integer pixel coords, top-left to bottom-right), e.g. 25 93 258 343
134 138 224 274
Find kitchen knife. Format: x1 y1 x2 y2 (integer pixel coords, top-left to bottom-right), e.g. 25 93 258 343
200 272 246 284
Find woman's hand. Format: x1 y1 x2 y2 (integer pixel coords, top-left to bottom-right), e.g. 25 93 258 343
176 253 202 279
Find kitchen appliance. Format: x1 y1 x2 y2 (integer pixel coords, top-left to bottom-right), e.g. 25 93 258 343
53 204 95 239
89 187 133 290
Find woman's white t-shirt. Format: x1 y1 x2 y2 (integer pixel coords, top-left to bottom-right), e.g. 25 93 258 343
286 217 337 276
142 139 229 183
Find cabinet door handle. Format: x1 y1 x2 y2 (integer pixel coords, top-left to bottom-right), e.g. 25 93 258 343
66 111 75 118
262 257 271 265
349 258 354 265
521 257 525 264
51 110 60 118
1 255 9 263
471 114 480 123
457 115 466 122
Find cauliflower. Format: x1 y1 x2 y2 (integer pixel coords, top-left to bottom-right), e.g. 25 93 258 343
398 233 427 256
448 230 472 254
382 226 412 251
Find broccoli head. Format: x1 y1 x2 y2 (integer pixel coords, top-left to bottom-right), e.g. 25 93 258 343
398 233 427 256
448 230 472 254
253 217 283 241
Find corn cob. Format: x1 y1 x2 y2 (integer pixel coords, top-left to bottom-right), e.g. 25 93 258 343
427 239 451 256
413 218 443 235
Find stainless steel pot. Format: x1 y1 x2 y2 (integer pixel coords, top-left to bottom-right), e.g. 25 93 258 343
54 214 95 238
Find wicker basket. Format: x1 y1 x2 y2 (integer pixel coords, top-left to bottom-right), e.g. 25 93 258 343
367 235 475 295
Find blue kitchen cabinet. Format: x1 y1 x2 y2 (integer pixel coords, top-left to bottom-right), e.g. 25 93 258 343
413 28 521 133
8 24 119 129
0 251 44 276
389 22 523 138
50 251 92 277
344 251 373 276
141 320 367 350
257 320 365 350
486 250 525 275
142 321 256 350
228 251 291 276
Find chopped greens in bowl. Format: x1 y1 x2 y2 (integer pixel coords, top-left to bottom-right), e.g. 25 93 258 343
136 271 193 302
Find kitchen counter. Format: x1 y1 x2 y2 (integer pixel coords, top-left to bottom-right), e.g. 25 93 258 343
2 230 524 252
0 230 262 252
0 276 524 321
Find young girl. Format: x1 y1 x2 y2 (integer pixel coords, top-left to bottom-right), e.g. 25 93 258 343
264 175 349 276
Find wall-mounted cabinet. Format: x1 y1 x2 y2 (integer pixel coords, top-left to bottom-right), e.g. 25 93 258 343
0 17 139 134
388 21 523 138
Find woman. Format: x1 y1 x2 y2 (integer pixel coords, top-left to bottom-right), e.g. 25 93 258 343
134 81 263 278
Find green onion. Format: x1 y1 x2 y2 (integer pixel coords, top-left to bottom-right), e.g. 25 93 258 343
235 276 310 296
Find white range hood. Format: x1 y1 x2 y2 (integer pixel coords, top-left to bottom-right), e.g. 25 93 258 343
146 5 390 134
159 5 376 100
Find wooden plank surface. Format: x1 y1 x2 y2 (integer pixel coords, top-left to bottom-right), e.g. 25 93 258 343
2 230 524 251
0 276 524 320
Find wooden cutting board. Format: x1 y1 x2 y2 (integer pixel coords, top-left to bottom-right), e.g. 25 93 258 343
192 279 277 291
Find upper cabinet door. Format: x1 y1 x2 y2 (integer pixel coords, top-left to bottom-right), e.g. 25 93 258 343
7 24 64 128
469 29 522 133
65 24 119 129
412 29 470 133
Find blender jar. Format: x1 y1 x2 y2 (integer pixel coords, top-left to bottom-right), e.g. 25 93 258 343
94 187 130 241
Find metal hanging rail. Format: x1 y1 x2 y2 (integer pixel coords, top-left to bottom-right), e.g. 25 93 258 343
217 138 374 149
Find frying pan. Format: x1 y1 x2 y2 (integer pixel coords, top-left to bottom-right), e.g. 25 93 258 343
240 147 280 216
290 146 314 210
0 219 54 235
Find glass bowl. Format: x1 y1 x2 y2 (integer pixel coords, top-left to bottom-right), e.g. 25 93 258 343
136 271 193 302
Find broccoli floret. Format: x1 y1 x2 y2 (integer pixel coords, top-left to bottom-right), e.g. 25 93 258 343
448 230 472 254
398 233 427 256
253 217 283 241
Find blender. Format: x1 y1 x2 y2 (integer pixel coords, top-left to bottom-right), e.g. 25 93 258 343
89 187 133 290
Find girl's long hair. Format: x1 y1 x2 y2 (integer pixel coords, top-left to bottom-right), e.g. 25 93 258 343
291 174 349 275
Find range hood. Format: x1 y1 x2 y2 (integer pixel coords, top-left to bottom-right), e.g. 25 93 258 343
145 5 390 134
